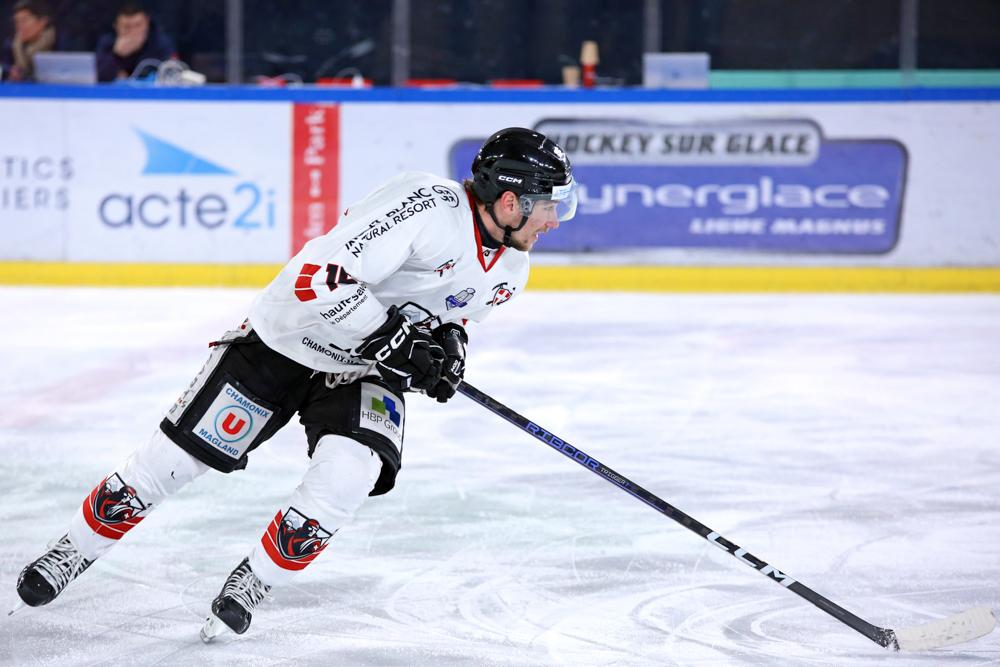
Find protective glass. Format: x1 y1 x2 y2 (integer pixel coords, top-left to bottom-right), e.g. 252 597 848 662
518 179 579 222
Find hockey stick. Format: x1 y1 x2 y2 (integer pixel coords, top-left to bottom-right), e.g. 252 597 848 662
458 381 996 651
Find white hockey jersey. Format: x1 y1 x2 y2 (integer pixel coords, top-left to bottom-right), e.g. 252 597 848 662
249 171 529 374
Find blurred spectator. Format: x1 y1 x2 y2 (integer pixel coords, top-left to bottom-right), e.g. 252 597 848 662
95 2 175 81
1 0 58 82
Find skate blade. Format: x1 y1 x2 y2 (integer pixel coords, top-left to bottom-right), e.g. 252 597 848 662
8 600 27 617
200 613 229 643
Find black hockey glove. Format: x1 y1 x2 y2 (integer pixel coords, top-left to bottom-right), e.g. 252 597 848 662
429 323 467 403
357 306 444 392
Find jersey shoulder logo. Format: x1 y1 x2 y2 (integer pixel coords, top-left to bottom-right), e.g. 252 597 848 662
446 288 475 310
487 282 515 306
435 258 457 277
432 184 460 208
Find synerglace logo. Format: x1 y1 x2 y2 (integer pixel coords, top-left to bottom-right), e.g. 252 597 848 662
98 128 275 230
450 118 908 254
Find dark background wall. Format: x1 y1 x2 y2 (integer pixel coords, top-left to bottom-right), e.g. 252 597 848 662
2 0 998 83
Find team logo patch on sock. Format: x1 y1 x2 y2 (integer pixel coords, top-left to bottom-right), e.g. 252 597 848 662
81 473 148 539
261 507 334 571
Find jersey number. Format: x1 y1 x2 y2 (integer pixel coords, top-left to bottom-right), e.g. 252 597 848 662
294 263 358 302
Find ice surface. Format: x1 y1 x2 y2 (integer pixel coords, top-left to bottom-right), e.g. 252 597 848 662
1 287 998 666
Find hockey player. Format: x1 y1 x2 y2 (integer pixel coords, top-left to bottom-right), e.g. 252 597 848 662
13 127 577 640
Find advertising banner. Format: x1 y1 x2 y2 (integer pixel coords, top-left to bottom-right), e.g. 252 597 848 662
68 101 291 263
336 99 998 265
1 99 292 263
291 103 340 255
0 100 73 260
449 118 907 254
2 92 998 270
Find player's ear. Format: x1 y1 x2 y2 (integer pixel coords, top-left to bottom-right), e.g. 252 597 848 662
498 190 518 214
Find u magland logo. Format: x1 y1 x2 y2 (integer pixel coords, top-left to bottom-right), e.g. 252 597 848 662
98 127 276 230
214 405 254 442
193 383 274 459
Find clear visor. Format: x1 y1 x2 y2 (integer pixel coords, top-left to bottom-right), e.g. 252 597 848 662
518 179 579 222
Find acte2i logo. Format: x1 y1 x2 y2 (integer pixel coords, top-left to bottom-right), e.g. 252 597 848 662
98 128 275 230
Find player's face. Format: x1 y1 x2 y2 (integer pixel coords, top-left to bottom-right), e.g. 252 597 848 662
489 191 561 251
509 201 560 251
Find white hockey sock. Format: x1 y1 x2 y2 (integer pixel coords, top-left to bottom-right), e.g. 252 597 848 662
68 429 211 561
248 435 382 587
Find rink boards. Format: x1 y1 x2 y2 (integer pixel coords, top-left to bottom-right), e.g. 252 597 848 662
1 86 998 290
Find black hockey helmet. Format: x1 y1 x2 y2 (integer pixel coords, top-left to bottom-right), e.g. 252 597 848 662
471 127 577 223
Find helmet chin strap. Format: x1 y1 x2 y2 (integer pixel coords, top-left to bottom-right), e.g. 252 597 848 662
486 203 529 248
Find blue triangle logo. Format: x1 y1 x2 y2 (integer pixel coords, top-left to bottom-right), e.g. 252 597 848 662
135 128 234 175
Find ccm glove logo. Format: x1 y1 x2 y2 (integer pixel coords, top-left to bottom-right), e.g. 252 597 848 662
373 320 412 362
358 307 444 392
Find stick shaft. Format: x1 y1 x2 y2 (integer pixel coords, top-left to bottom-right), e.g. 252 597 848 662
458 381 896 648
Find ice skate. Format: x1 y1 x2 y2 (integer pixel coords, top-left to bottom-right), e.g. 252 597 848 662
200 558 270 642
15 534 93 608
